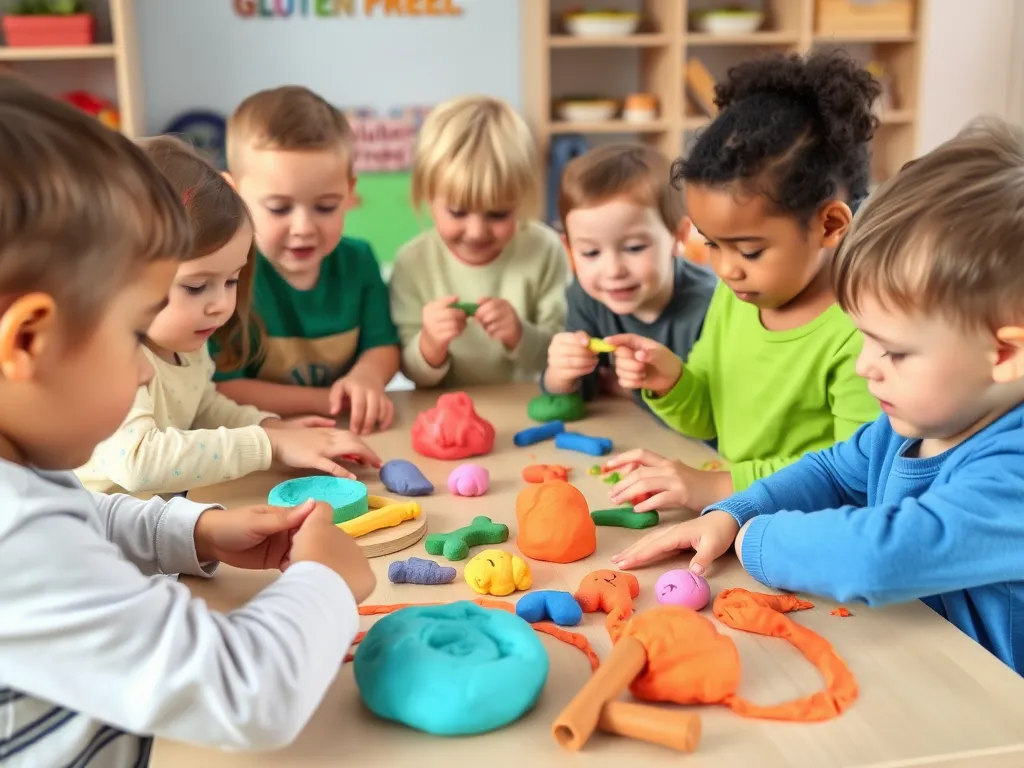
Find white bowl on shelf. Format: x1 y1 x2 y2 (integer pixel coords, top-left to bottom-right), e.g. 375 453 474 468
692 10 764 35
556 99 620 123
564 12 641 37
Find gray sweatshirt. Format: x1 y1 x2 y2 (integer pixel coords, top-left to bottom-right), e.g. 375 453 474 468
0 461 358 767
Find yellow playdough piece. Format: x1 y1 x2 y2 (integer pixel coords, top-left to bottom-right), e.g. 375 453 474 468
338 496 421 538
464 549 532 596
588 338 617 354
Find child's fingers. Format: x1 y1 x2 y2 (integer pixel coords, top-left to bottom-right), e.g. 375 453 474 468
378 396 395 431
690 533 731 576
631 492 668 514
300 416 337 428
603 333 646 350
611 525 688 570
328 383 347 416
347 389 368 435
311 457 353 479
604 449 656 470
338 440 382 468
251 500 317 535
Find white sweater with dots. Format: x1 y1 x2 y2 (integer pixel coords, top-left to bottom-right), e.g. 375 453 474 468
75 346 275 496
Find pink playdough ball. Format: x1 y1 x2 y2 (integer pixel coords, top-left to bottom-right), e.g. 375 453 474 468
655 569 711 610
447 464 490 497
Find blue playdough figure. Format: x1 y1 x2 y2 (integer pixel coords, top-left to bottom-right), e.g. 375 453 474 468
515 590 583 626
388 557 456 585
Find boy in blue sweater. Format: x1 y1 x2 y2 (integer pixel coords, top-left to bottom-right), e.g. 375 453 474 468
612 116 1024 675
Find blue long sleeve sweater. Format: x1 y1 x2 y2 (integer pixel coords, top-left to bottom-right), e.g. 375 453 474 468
711 402 1024 675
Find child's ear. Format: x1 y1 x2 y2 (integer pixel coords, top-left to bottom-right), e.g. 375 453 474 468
675 215 692 245
819 201 853 249
993 326 1024 383
560 233 577 276
221 171 237 190
0 293 57 382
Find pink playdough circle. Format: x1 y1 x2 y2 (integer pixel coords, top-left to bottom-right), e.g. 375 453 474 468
447 464 490 497
655 569 711 610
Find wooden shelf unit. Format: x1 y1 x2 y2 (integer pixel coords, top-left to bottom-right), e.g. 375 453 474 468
522 0 928 218
0 0 144 137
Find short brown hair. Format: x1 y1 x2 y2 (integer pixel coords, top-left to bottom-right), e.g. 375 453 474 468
0 74 190 341
833 115 1024 330
137 136 263 372
558 144 684 236
226 85 354 175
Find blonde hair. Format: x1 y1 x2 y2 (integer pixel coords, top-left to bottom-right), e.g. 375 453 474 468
226 85 354 175
833 115 1024 330
0 74 190 342
137 136 263 372
411 95 537 215
558 143 684 235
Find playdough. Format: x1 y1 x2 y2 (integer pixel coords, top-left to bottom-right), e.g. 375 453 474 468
574 570 640 631
602 472 621 484
555 431 613 456
449 300 478 316
464 549 533 596
424 515 509 561
268 476 368 525
655 569 711 610
337 498 420 538
379 458 434 496
515 481 596 563
591 507 660 529
388 557 456 585
527 392 586 423
516 590 583 627
412 391 496 460
521 463 571 483
587 338 616 354
588 465 601 475
513 420 565 447
447 464 490 496
353 601 549 735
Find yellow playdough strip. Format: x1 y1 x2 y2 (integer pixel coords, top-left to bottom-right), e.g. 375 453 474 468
339 496 422 538
588 338 616 354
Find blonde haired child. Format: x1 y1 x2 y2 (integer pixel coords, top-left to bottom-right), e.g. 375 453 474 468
75 136 381 496
388 95 569 388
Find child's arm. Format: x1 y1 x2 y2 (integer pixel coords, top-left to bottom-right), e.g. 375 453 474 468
0 488 358 750
506 239 570 373
216 378 332 418
541 282 602 397
342 241 401 388
193 355 278 430
388 250 452 387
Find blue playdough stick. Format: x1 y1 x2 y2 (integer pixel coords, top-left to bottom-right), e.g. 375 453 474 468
554 431 613 456
513 420 565 447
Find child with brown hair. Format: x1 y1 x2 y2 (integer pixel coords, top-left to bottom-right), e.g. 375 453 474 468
388 95 570 388
0 75 374 767
76 136 381 496
214 85 400 434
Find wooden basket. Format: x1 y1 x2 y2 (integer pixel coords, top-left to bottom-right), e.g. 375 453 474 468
2 13 95 47
815 0 914 36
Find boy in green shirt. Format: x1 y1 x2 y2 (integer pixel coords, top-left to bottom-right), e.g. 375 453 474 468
213 86 400 434
601 50 880 516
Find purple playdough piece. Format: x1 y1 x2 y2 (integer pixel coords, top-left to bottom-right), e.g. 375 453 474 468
447 464 490 497
388 557 456 585
655 568 711 610
380 458 434 497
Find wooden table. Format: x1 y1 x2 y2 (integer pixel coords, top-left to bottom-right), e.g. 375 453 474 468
151 384 1024 768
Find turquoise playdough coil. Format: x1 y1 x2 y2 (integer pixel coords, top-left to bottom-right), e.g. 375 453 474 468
267 476 369 525
353 601 549 736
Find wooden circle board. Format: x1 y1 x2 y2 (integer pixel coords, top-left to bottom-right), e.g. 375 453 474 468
355 511 428 558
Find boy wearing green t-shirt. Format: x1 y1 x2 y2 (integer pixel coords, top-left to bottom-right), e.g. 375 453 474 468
213 86 400 434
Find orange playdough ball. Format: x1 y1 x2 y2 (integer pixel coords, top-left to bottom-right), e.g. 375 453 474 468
515 481 596 563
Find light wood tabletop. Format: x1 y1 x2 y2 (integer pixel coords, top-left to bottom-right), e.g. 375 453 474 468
151 384 1024 768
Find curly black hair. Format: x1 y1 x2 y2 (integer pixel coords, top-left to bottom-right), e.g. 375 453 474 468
675 49 882 222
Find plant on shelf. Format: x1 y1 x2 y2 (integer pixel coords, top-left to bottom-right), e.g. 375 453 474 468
3 0 96 47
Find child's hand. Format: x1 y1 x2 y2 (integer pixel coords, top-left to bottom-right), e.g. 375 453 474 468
545 331 599 391
261 416 337 429
611 510 740 574
264 427 382 479
194 498 321 571
327 374 394 435
604 449 734 513
604 333 683 397
421 295 468 365
290 500 376 602
475 297 522 350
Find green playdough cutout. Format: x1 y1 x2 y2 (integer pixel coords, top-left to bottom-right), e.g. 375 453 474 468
591 507 660 529
588 465 601 475
527 392 586 423
424 515 509 561
267 476 369 525
602 472 621 484
450 301 478 316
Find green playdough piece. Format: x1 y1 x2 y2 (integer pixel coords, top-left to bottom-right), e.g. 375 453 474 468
588 465 601 475
450 301 478 316
591 507 660 529
424 515 509 561
602 472 621 484
527 392 586 423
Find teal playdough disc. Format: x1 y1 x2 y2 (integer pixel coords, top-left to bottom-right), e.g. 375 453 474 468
267 476 368 524
353 601 549 735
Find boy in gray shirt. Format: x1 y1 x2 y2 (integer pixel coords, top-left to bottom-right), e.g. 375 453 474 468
542 144 716 415
0 76 375 767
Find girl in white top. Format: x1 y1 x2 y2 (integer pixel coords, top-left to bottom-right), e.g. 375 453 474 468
76 136 380 496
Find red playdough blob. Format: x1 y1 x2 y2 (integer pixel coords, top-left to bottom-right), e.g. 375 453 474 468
516 481 596 563
411 392 496 460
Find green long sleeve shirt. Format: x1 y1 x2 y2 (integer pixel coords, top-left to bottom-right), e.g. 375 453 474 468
643 282 880 491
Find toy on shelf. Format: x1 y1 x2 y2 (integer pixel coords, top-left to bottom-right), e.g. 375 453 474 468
388 557 456 585
563 9 640 37
555 431 613 456
521 463 571 483
623 93 658 124
412 391 495 460
528 392 586 423
447 464 489 496
556 97 620 124
591 507 659 529
267 476 368 524
689 9 764 34
379 458 434 496
516 590 583 627
353 601 549 735
464 549 532 596
516 480 596 563
655 569 710 610
424 515 509 561
337 496 420 538
513 420 564 447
